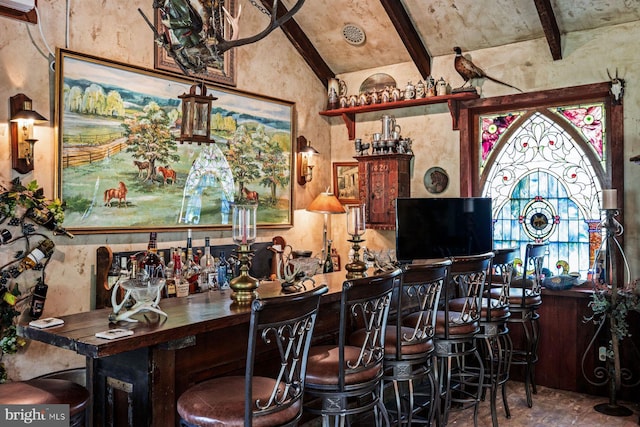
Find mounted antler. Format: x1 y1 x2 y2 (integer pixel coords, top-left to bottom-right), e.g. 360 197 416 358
214 0 306 52
142 0 305 75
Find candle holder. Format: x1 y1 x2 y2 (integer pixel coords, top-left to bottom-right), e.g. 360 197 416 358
582 204 638 417
229 204 259 304
345 204 367 279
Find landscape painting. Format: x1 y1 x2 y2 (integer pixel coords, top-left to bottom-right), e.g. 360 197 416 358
55 49 293 234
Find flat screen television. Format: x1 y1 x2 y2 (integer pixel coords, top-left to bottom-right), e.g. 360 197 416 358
395 197 493 263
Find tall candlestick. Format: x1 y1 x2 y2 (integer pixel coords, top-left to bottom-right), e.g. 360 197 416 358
602 189 617 210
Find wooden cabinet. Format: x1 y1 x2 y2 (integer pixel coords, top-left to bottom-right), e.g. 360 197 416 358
356 154 413 230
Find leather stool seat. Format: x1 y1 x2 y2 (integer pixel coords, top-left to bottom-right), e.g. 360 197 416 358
351 325 434 357
449 297 510 321
0 379 89 424
178 376 300 427
507 288 542 307
306 345 382 386
404 311 480 337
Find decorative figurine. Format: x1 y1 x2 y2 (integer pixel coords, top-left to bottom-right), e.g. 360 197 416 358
354 138 370 156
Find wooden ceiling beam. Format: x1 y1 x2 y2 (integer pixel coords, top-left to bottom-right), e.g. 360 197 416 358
533 0 562 60
260 0 335 87
379 0 431 80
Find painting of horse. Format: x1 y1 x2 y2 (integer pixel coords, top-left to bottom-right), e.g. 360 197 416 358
157 165 177 185
134 160 150 179
243 187 259 203
104 181 128 207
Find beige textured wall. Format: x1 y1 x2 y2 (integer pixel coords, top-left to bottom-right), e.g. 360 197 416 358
0 0 330 379
0 3 639 380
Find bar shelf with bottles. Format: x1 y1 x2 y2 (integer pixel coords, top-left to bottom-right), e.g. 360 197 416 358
96 237 276 309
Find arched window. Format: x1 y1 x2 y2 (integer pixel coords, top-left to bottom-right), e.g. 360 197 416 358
458 83 624 280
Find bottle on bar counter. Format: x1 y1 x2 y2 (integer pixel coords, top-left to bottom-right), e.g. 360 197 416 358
199 237 217 291
139 232 164 279
217 251 231 290
323 240 334 273
184 230 200 293
164 248 178 298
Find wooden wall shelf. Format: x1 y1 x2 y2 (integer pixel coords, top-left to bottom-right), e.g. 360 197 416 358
319 91 479 139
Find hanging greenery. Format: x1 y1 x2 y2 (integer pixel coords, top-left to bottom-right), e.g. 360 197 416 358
0 178 67 382
586 282 640 345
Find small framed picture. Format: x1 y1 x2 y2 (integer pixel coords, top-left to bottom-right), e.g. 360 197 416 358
333 162 360 204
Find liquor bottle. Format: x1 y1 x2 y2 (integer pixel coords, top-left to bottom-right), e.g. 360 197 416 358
26 206 74 238
323 240 334 273
15 238 55 276
28 279 48 319
217 251 230 290
107 254 121 290
139 232 164 279
185 241 200 293
199 237 217 291
164 248 178 298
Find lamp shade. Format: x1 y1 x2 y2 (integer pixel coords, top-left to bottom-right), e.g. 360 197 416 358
307 192 345 214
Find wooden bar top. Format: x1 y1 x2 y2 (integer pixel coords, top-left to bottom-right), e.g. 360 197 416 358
18 271 351 359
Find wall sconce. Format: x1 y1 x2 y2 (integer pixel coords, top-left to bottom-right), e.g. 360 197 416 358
297 136 319 185
178 82 217 144
10 93 48 174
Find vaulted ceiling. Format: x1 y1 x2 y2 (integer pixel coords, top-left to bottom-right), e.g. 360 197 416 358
274 0 640 86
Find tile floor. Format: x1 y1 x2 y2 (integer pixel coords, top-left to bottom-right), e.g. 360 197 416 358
447 381 640 426
302 381 640 426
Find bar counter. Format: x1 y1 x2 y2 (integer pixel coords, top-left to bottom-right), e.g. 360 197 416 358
18 270 351 427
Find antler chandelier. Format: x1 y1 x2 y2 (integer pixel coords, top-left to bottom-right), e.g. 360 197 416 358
140 0 306 76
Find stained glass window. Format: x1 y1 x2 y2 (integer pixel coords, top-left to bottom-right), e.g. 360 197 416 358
481 105 607 279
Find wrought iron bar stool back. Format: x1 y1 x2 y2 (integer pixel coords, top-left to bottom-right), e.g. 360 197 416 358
434 252 494 427
177 285 328 427
508 242 548 408
354 259 452 426
304 268 402 426
477 247 518 427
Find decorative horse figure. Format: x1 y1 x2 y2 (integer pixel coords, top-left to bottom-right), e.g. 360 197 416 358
157 165 177 185
104 181 128 207
242 187 259 203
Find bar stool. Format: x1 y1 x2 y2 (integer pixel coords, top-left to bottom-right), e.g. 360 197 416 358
177 285 328 427
377 259 452 426
431 252 494 427
0 378 90 427
304 268 402 426
451 247 517 427
508 242 547 408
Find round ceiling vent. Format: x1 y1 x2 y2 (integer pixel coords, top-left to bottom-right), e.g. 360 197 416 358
342 24 366 46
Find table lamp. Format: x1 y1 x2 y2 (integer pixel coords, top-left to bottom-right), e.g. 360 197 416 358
306 191 345 267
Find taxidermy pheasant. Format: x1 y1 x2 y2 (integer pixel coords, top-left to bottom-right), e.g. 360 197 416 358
453 46 522 92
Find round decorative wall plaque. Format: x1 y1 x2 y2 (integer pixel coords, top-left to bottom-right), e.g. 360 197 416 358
424 167 449 194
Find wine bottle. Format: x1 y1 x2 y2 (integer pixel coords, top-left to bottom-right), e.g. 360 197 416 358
0 228 12 244
26 206 74 238
323 240 334 273
16 238 55 276
28 279 48 319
